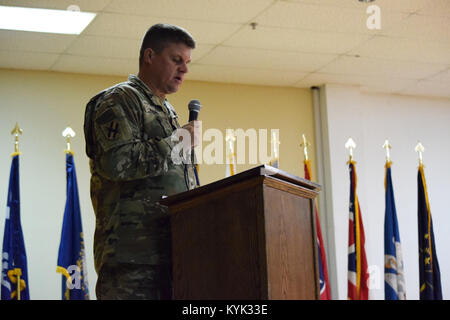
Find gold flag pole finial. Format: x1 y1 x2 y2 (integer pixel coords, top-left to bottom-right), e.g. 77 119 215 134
11 122 23 157
345 137 356 163
225 133 236 162
225 132 236 148
300 133 310 161
415 141 425 166
62 127 76 155
269 130 280 168
382 139 392 164
225 131 236 175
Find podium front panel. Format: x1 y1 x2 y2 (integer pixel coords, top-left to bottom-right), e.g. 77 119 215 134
164 165 320 300
170 177 268 299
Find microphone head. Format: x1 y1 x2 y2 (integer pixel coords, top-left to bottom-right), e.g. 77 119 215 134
188 99 201 112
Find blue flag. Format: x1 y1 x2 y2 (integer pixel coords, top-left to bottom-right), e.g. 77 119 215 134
417 165 442 300
56 153 89 300
384 163 406 300
1 155 30 300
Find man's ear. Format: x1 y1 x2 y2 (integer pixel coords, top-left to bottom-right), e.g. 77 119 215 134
144 48 154 64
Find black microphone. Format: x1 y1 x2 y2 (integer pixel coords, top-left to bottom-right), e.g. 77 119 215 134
188 99 201 122
187 99 201 187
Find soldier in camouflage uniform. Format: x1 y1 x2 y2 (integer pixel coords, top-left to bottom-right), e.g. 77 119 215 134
84 24 198 299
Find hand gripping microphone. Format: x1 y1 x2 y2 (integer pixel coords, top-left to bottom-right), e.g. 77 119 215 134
188 99 201 187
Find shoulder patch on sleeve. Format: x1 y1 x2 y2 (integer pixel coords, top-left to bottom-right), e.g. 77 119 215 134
94 103 134 151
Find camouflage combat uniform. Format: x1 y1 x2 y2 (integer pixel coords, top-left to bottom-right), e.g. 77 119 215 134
84 75 197 300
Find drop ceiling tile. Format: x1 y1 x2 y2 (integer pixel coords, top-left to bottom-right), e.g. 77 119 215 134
0 0 111 12
83 13 166 39
256 1 408 35
190 44 215 63
318 55 448 79
197 46 337 73
361 0 427 13
0 30 76 53
224 25 371 54
165 21 241 45
51 54 138 76
105 0 274 24
425 68 450 83
295 72 416 93
380 14 450 43
65 35 140 59
187 64 307 87
417 0 450 17
84 13 241 45
349 35 450 64
399 79 450 98
281 0 427 13
0 50 59 70
65 35 214 64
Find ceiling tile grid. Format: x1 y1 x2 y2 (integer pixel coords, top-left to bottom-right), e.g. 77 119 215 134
50 54 137 76
349 35 450 65
104 0 275 24
295 72 417 93
187 64 307 87
254 1 409 35
0 0 449 98
317 55 447 79
0 0 112 12
223 25 372 55
0 50 59 70
196 45 338 72
0 30 76 53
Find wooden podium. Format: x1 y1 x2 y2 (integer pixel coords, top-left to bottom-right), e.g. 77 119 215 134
160 165 321 300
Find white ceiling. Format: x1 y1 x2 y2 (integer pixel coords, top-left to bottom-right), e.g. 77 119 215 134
0 0 449 98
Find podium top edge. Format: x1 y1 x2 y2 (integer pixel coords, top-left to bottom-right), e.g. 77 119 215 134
159 165 321 207
259 165 321 191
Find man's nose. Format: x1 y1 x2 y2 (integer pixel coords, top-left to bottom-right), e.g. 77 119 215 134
179 62 188 73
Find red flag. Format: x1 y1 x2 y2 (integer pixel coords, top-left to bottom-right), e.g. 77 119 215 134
347 161 369 300
304 160 331 300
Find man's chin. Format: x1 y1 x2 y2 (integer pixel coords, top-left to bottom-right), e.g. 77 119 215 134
167 84 181 94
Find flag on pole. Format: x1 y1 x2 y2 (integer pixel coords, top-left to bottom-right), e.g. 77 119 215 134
417 164 442 300
384 162 406 300
56 153 89 300
1 154 30 300
304 159 331 300
347 161 369 300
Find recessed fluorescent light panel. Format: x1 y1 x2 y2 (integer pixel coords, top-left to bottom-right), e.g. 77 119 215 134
0 5 96 35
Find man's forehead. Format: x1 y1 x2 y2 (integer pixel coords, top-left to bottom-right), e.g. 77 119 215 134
164 42 192 56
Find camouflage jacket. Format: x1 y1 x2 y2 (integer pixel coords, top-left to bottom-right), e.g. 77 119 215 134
84 75 196 273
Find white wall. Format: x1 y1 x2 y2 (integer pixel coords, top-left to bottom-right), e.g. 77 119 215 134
323 84 450 300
